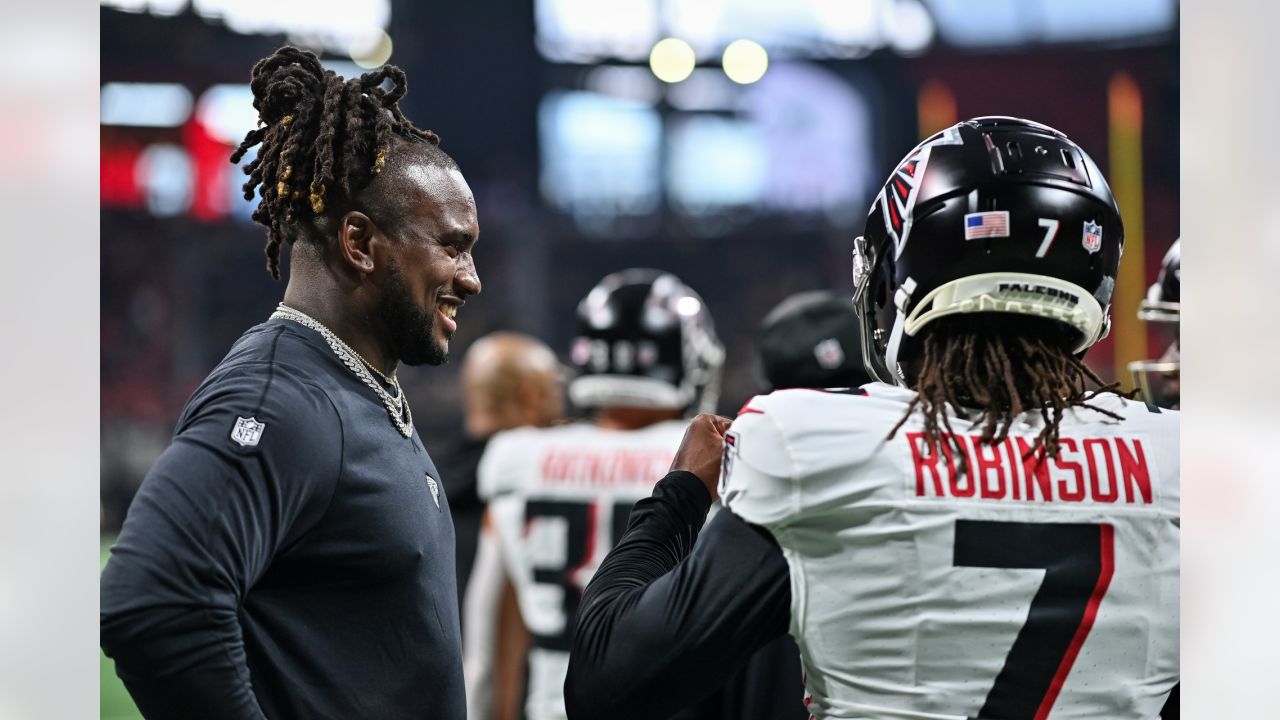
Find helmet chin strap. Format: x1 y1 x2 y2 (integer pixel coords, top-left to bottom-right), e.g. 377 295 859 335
882 279 916 387
883 315 908 386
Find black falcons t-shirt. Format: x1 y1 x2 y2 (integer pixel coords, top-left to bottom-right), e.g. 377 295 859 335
101 319 464 720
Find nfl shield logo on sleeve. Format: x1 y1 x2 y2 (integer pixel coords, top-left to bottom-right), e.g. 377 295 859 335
230 416 265 447
1082 221 1103 254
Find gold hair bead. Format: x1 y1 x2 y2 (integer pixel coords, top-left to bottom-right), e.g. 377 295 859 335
277 181 288 197
372 148 387 174
281 114 294 126
310 184 326 214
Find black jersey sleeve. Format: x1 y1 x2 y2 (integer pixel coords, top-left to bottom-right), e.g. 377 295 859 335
564 471 792 720
100 364 342 720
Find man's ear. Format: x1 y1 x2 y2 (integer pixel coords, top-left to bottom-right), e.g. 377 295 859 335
336 211 378 274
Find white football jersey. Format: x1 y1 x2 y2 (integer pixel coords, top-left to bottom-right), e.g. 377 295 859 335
721 383 1179 720
477 420 690 720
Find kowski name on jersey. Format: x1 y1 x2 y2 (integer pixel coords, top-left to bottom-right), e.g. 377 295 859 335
721 383 1179 720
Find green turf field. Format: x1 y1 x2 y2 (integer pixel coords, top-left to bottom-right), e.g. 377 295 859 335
100 539 143 720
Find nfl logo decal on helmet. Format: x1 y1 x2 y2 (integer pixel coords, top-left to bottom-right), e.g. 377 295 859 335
852 116 1124 385
1082 221 1103 254
813 338 845 370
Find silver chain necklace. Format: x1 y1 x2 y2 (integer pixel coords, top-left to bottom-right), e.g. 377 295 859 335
271 303 414 438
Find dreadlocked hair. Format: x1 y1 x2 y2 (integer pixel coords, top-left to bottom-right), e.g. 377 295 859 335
230 46 449 279
887 314 1133 472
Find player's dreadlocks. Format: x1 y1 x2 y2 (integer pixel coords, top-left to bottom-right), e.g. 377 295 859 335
888 314 1130 469
230 46 454 279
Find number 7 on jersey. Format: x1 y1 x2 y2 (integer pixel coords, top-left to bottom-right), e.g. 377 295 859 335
954 520 1115 720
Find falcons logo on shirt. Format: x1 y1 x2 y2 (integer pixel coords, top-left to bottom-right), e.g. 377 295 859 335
879 125 963 259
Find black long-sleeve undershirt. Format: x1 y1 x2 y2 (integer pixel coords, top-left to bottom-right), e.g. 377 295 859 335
564 471 793 720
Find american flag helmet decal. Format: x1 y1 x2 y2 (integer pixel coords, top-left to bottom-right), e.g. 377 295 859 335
964 211 1011 240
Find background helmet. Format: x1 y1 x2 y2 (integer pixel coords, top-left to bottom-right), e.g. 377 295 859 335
1138 239 1180 323
568 268 724 414
757 290 872 391
1129 239 1180 407
852 116 1124 385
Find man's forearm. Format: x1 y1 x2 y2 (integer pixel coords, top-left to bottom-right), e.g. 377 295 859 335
101 589 267 720
580 471 712 609
99 441 273 720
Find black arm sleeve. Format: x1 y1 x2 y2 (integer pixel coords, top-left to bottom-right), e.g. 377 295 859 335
100 368 340 720
564 471 792 720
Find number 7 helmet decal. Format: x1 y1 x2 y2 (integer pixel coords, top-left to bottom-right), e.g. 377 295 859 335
853 116 1125 385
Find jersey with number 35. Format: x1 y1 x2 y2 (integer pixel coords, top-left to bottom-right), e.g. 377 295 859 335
721 383 1179 720
478 420 690 720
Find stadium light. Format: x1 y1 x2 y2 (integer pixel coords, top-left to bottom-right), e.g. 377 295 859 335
888 0 935 55
350 29 393 69
721 39 768 84
649 38 696 84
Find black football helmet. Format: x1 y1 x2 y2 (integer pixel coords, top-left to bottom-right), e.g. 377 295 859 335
568 268 724 413
852 117 1124 385
757 290 872 391
1129 239 1180 407
1138 239 1180 323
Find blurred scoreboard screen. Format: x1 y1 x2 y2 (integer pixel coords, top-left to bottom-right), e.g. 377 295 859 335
533 0 1174 235
537 61 875 234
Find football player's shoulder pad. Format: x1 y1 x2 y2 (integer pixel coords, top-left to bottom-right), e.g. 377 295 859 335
477 426 544 500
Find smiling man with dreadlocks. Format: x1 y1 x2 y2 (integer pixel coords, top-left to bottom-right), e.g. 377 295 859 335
101 47 480 719
563 118 1179 720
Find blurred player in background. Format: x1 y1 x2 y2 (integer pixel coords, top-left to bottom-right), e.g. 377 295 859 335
101 47 480 719
758 290 872 392
565 117 1179 720
696 289 876 720
446 331 565 600
470 268 722 720
1129 239 1180 409
450 332 565 720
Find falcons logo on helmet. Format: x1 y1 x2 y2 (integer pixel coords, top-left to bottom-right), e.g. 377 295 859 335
879 125 963 260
